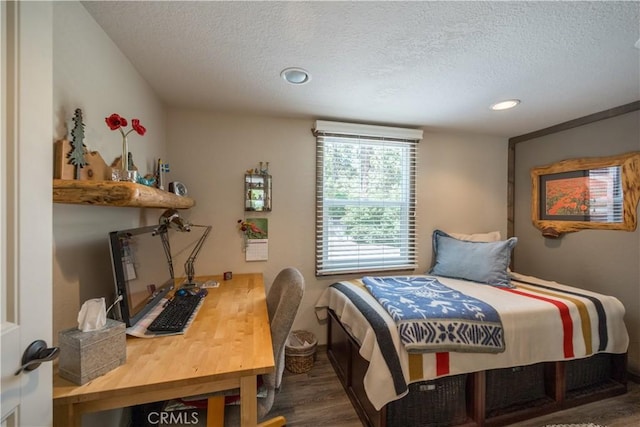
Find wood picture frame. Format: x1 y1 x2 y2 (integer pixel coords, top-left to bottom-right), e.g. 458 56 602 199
531 151 640 238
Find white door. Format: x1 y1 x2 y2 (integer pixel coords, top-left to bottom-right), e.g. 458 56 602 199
1 2 53 426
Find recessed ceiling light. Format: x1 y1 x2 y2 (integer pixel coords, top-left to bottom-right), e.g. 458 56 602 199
490 99 521 111
281 67 311 85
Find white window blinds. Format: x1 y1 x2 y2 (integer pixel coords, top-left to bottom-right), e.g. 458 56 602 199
314 121 422 276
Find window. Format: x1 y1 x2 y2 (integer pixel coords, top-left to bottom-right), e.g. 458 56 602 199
314 121 423 276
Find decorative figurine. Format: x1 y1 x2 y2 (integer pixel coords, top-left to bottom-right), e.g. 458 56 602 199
138 174 157 187
68 108 88 179
260 161 269 175
156 159 169 190
247 162 270 176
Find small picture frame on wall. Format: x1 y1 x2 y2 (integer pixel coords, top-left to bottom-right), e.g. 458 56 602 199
531 151 640 238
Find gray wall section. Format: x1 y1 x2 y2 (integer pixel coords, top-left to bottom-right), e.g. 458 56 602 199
513 110 640 375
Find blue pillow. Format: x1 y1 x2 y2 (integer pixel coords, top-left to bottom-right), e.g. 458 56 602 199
429 230 517 287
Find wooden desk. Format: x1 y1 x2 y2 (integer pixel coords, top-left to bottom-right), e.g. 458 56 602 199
53 273 274 427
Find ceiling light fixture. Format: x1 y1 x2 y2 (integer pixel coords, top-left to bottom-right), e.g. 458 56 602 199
490 99 521 111
281 67 311 85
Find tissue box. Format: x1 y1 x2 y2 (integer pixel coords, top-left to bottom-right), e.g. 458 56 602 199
58 318 126 385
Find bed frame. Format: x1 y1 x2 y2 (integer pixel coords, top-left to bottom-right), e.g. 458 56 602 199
327 309 627 427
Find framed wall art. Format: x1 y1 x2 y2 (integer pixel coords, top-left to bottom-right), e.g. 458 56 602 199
531 151 640 238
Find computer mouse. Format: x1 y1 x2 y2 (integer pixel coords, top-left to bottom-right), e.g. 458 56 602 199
196 288 208 298
175 288 188 297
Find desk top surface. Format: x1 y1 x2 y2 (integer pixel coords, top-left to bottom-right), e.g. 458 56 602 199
53 273 274 404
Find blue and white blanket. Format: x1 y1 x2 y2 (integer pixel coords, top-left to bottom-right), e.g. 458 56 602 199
362 276 505 353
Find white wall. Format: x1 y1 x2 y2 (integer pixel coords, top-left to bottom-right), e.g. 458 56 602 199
50 3 508 425
53 1 168 335
52 2 168 426
167 109 509 341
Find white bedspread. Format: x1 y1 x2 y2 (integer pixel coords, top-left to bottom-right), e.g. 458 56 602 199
315 272 629 411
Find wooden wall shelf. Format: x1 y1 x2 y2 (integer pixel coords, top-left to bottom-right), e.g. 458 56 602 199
53 179 195 209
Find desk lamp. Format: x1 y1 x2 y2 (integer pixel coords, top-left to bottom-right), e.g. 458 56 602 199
159 209 212 288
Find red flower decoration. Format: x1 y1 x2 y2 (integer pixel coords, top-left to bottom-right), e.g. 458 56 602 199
105 113 127 130
105 113 146 138
131 119 146 136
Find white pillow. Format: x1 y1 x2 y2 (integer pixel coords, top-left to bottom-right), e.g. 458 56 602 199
448 231 501 243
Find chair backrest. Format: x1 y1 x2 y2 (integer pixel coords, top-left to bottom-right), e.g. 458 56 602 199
264 267 305 392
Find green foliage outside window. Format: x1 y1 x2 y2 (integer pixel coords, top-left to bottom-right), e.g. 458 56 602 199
323 140 406 246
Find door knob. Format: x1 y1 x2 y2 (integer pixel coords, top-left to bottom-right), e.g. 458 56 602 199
14 339 59 375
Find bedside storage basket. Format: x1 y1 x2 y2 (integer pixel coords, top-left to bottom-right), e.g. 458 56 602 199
285 330 317 373
485 363 549 416
566 353 613 391
386 374 468 427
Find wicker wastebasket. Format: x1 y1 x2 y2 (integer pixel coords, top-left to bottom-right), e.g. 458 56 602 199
285 330 317 374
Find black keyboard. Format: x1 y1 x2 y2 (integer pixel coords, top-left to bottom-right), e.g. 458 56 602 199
147 294 201 333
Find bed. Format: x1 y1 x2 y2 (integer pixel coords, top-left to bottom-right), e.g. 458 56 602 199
315 231 629 427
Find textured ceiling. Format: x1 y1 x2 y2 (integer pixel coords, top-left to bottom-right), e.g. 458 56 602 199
82 1 640 138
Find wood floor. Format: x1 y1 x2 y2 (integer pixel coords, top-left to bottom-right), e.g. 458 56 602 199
221 347 640 427
221 346 361 427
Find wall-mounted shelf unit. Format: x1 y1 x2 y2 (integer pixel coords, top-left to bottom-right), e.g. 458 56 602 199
53 179 195 209
244 174 272 212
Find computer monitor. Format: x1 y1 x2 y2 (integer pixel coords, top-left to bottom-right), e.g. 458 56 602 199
108 224 175 327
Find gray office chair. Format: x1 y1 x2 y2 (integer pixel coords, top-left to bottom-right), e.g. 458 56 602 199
207 267 305 427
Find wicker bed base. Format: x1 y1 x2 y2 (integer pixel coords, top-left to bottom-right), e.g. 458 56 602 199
327 309 627 427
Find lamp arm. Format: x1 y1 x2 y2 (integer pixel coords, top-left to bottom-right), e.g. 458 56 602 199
153 224 175 280
159 229 175 279
184 225 212 286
